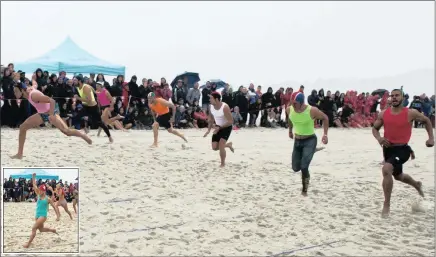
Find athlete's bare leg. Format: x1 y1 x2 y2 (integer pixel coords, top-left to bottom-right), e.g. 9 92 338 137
51 115 92 144
381 163 394 217
23 217 56 248
73 199 77 213
167 127 188 143
11 114 43 159
61 203 73 220
394 173 424 197
150 122 159 147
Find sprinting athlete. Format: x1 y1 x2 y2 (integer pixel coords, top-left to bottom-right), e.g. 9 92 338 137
203 92 235 167
147 92 187 147
74 75 113 143
72 189 79 214
23 173 58 248
54 184 73 220
97 104 126 136
372 88 434 218
11 82 92 159
286 92 329 196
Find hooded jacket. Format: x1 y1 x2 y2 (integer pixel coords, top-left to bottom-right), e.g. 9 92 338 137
308 90 319 107
128 75 140 99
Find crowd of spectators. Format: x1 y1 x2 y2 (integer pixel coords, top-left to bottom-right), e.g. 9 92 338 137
1 63 435 130
3 176 77 203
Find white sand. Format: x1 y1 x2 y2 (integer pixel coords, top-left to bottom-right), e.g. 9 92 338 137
1 127 434 256
3 202 79 253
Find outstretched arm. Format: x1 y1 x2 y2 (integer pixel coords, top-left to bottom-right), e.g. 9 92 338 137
311 107 329 136
32 173 40 195
286 107 293 132
410 109 434 140
372 111 384 142
221 105 234 128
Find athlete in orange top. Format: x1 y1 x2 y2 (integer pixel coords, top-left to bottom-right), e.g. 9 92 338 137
148 92 188 147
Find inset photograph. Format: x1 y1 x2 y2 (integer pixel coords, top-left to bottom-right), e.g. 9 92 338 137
2 167 79 254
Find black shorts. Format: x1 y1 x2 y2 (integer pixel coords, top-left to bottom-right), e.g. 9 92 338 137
157 112 172 129
383 145 412 176
212 126 232 143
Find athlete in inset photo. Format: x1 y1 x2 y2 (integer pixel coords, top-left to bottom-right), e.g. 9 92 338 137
204 92 235 167
73 75 113 143
148 92 188 147
372 88 434 218
11 82 92 159
23 173 58 248
286 92 329 196
53 184 73 220
72 188 79 214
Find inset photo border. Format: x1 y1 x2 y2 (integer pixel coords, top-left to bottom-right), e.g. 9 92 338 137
1 167 80 255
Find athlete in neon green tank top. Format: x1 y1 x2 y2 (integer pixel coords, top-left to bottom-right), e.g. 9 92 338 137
289 105 315 136
286 91 330 196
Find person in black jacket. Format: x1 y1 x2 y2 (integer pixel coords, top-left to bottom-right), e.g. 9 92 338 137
138 78 152 106
308 89 319 108
128 75 140 102
111 75 124 97
201 81 212 113
260 87 275 127
319 90 335 127
235 87 249 127
221 84 234 109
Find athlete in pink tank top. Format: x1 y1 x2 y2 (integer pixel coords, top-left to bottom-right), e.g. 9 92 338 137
10 82 92 159
96 83 112 108
372 88 434 218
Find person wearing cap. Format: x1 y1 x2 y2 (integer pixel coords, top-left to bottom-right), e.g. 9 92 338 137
10 82 92 159
23 173 58 248
73 74 113 143
285 91 329 196
147 92 187 147
203 91 235 167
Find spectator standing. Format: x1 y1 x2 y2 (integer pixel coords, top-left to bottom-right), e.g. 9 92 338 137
138 78 152 103
260 87 274 126
201 81 212 113
172 79 186 104
186 82 201 106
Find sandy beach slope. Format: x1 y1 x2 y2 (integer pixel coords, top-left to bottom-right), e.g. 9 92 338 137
3 202 79 253
1 128 434 256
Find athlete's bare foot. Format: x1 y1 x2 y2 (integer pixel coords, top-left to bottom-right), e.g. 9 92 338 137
150 143 158 148
83 135 92 144
381 203 390 218
56 217 60 221
315 147 325 152
301 191 308 197
227 142 235 153
23 242 30 248
10 153 23 159
108 136 113 143
181 134 188 143
220 164 225 168
53 229 58 234
416 181 424 197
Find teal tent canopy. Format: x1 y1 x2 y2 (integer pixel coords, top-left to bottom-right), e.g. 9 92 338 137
15 36 125 76
10 169 59 180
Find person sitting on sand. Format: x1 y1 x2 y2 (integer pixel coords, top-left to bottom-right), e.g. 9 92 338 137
23 173 58 248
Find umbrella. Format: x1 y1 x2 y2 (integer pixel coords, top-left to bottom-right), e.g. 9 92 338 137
9 168 59 180
200 79 227 90
371 89 388 98
170 72 200 89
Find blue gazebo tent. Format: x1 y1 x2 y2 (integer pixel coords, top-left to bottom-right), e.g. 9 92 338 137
10 169 59 180
15 36 125 76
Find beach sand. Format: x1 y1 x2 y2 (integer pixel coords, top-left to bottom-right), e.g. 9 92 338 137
1 127 434 256
3 202 79 253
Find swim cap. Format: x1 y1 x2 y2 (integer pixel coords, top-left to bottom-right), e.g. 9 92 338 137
291 92 305 104
39 184 46 192
148 92 155 98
